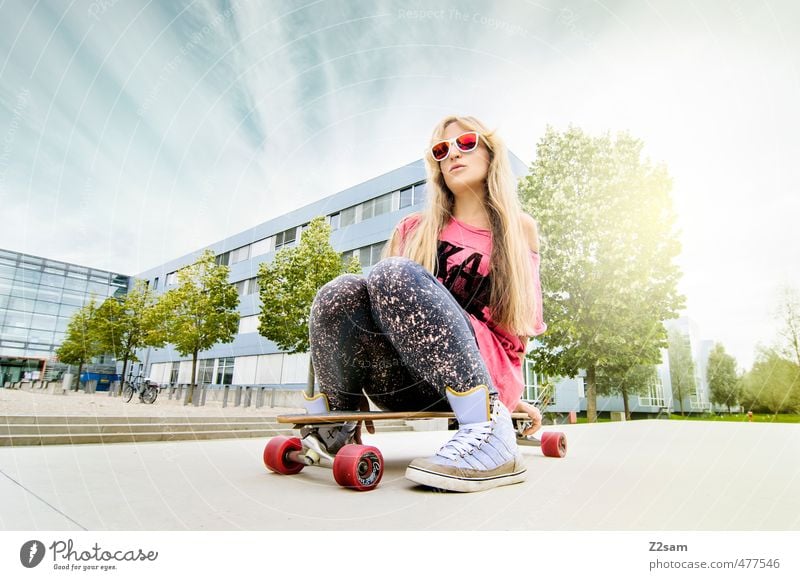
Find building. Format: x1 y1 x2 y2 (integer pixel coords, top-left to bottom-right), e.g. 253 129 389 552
0 248 130 385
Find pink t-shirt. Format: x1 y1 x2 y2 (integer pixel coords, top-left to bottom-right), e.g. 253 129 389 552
395 213 547 411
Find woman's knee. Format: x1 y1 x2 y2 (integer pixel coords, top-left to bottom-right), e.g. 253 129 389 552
311 274 368 318
366 256 426 300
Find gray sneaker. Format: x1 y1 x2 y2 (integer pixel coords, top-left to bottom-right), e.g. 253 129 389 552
405 385 526 492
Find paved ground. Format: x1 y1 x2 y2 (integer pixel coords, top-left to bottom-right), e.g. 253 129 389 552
1 412 798 531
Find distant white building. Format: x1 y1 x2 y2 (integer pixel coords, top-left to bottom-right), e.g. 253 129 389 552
525 316 717 417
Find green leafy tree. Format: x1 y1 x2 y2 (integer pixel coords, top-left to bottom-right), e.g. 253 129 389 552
667 327 696 416
740 346 800 415
597 363 659 420
774 284 800 366
519 126 685 422
55 298 101 391
150 249 240 404
707 343 741 414
258 216 361 395
94 279 163 392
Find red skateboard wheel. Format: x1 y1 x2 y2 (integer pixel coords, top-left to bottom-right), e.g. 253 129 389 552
264 436 305 475
541 431 567 458
332 444 384 491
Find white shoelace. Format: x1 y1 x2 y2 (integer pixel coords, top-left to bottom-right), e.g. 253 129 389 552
436 421 493 460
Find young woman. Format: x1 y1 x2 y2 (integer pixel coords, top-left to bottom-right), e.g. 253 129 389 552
304 115 547 492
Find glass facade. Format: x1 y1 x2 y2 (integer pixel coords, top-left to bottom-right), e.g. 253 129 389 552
0 248 130 384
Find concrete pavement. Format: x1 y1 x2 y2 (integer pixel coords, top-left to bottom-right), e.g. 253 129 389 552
1 420 798 531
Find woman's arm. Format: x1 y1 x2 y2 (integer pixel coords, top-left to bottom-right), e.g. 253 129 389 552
520 213 540 253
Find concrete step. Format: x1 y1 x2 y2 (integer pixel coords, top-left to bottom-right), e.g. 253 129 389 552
0 420 413 446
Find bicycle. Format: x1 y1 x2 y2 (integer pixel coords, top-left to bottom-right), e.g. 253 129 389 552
122 374 159 404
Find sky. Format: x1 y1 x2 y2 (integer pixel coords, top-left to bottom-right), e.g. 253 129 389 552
1 0 798 372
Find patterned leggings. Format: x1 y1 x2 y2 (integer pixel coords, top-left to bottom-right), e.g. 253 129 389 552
309 256 497 411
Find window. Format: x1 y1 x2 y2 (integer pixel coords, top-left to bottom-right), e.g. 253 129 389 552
239 315 259 334
369 243 385 267
340 206 357 228
169 361 179 384
247 277 258 295
31 314 57 331
251 237 273 258
215 252 230 266
328 213 340 231
229 245 250 264
362 193 392 221
153 277 159 290
34 301 60 316
413 181 426 204
63 277 87 293
275 227 297 250
215 357 234 385
166 272 177 286
361 199 374 221
198 359 214 385
399 186 413 209
373 192 392 217
343 242 385 268
341 249 359 265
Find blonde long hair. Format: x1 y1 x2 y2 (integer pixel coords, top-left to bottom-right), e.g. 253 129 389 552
384 115 540 338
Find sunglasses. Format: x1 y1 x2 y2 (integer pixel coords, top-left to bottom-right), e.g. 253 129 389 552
430 131 481 161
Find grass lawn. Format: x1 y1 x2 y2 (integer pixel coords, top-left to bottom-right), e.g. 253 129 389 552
560 413 799 424
668 413 800 424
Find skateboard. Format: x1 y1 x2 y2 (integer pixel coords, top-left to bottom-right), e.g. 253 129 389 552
263 411 567 491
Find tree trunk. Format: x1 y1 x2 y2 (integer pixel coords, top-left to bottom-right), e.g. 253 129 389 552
622 385 630 420
586 366 597 422
188 351 198 405
120 359 130 397
75 362 84 392
306 357 315 397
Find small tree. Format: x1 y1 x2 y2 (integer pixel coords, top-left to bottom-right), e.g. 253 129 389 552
150 249 240 404
667 327 696 416
707 343 741 414
56 298 101 391
740 346 800 415
774 284 800 366
597 363 658 420
94 279 162 392
258 216 360 395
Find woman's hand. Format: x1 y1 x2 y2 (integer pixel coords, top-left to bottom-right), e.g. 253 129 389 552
353 393 375 445
514 400 542 436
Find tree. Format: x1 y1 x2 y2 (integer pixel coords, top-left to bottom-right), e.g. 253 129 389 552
740 346 800 415
667 327 696 416
519 126 685 422
597 363 659 420
773 284 800 366
258 216 361 395
150 249 240 404
94 279 162 393
707 343 741 414
55 298 101 391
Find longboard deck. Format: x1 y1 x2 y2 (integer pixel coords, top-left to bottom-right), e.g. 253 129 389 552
278 411 532 425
